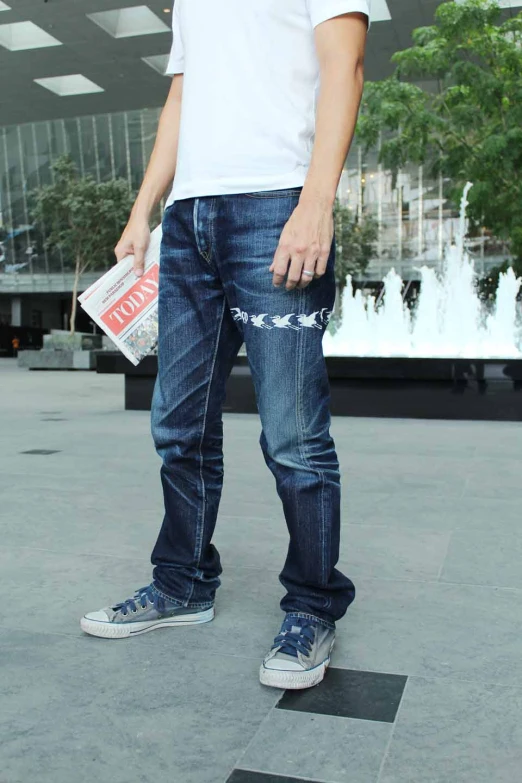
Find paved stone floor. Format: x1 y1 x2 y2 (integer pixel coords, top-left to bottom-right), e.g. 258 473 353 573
2 358 522 783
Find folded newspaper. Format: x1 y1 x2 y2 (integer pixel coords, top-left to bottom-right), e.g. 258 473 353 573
79 225 162 366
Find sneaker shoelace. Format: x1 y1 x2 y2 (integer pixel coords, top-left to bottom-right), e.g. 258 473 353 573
113 586 166 617
272 620 315 658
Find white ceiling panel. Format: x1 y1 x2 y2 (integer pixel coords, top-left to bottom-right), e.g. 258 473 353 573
34 74 105 97
87 5 170 39
0 21 62 51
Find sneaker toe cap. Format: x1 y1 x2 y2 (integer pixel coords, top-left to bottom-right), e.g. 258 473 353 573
83 609 111 623
263 657 304 672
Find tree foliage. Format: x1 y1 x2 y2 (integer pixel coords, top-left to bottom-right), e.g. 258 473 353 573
334 199 378 289
356 0 522 260
31 156 134 332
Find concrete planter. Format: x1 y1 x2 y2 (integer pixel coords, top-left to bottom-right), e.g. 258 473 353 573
18 349 102 370
43 330 103 351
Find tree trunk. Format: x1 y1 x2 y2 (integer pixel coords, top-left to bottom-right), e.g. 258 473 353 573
335 284 343 320
70 255 81 334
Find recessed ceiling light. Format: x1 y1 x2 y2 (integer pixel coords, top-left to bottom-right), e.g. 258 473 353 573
0 21 62 51
142 54 170 75
0 3 12 12
87 5 170 38
163 8 171 13
34 75 104 97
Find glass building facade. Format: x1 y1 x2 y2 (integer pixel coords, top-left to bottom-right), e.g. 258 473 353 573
339 146 511 283
0 106 511 302
0 107 161 284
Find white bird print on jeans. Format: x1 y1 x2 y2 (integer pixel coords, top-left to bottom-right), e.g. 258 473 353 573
230 307 331 330
320 307 333 324
231 307 248 323
250 314 272 329
296 311 322 329
272 314 300 330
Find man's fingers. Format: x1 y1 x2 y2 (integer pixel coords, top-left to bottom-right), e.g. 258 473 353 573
314 246 331 278
271 240 330 288
114 222 151 276
133 245 146 278
297 251 319 289
271 245 291 287
285 254 305 290
114 241 133 263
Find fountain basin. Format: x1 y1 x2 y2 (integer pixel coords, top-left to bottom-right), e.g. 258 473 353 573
96 183 522 421
96 353 522 422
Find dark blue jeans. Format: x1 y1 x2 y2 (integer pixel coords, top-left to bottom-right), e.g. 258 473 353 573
150 189 355 627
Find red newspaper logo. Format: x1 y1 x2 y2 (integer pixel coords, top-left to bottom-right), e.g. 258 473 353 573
101 264 159 336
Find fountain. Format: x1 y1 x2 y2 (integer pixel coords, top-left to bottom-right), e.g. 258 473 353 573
324 183 522 359
100 184 522 421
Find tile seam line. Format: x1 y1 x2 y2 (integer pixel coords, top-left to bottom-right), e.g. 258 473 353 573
404 672 522 690
0 624 520 691
229 765 340 783
1 548 522 593
1 643 522 688
435 529 453 580
254 665 522 692
275 708 396 726
202 562 522 592
153 560 522 591
459 472 471 499
226 698 283 779
0 545 149 562
0 626 264 662
376 676 411 783
345 522 459 532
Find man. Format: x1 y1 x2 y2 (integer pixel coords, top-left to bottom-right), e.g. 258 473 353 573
82 0 370 691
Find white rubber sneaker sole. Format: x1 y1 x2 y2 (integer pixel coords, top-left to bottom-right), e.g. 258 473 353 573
259 656 331 690
80 606 214 639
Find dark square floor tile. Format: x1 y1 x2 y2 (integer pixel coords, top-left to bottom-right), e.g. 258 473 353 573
227 771 317 783
276 667 407 723
20 449 61 455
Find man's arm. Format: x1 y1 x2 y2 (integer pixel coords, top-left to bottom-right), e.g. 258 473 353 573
114 74 183 276
270 13 368 289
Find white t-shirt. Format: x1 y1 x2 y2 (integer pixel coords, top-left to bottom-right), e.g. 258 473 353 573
165 0 371 204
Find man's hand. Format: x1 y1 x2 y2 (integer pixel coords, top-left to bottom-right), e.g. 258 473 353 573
270 200 334 290
114 216 151 277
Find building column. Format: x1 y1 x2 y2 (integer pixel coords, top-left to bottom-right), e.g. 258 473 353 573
11 295 22 327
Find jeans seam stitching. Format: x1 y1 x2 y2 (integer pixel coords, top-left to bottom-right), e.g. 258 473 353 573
193 197 212 264
209 198 216 264
296 287 307 466
296 287 328 587
186 296 227 605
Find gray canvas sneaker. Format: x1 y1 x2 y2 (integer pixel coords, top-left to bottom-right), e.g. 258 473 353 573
260 614 335 690
80 585 213 639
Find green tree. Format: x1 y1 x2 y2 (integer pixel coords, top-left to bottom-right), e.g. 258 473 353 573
356 0 522 266
31 156 135 333
334 199 377 291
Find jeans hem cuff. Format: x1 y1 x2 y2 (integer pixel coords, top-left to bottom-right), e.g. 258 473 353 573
151 582 214 610
284 611 336 631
